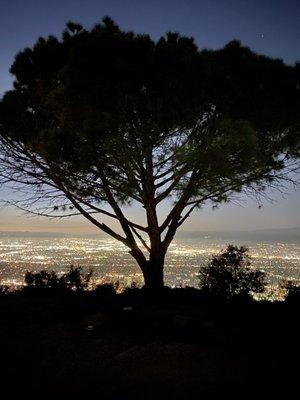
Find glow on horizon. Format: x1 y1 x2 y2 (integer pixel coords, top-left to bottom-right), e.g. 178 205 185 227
0 189 300 234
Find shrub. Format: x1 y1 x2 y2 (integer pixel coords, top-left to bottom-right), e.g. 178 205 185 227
24 266 93 292
122 281 142 296
94 283 117 299
25 270 61 289
198 245 266 300
0 284 9 296
281 279 300 302
63 266 93 291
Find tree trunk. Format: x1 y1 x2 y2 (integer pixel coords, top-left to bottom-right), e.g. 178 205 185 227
141 252 165 290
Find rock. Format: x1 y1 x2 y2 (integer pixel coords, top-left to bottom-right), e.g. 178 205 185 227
85 325 94 331
81 312 107 329
201 320 216 329
122 306 133 311
173 314 193 327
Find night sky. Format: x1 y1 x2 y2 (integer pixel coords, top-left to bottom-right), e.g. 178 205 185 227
0 0 299 233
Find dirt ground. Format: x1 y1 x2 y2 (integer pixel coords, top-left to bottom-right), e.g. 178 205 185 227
0 292 298 399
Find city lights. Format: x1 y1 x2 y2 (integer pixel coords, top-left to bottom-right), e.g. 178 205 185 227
0 236 299 297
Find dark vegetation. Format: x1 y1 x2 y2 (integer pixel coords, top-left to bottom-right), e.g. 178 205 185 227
198 245 266 299
25 265 93 292
0 246 299 398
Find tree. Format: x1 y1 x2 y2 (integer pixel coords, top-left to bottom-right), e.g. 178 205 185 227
0 17 299 289
25 266 93 291
280 279 300 302
198 245 266 299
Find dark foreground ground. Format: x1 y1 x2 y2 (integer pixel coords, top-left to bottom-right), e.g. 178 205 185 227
0 288 299 399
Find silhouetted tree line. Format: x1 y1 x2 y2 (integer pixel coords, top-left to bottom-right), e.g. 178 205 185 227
24 266 93 292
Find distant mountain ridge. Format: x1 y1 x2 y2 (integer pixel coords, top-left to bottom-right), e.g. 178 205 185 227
177 227 300 243
0 227 300 243
0 231 106 238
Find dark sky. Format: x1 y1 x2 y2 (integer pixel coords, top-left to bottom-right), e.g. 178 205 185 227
0 0 299 232
1 0 300 92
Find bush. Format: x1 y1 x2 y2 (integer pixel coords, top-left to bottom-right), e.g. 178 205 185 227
198 245 266 300
24 266 93 292
94 283 118 299
25 270 61 289
281 279 300 303
0 284 9 296
122 281 143 296
63 266 93 291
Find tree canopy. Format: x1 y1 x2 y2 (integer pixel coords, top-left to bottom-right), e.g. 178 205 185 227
199 245 266 299
0 17 299 288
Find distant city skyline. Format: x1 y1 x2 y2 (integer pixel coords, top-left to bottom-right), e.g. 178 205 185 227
0 0 299 233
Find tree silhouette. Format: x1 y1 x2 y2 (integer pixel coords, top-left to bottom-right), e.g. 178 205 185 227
199 245 266 299
25 266 92 291
0 17 299 289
